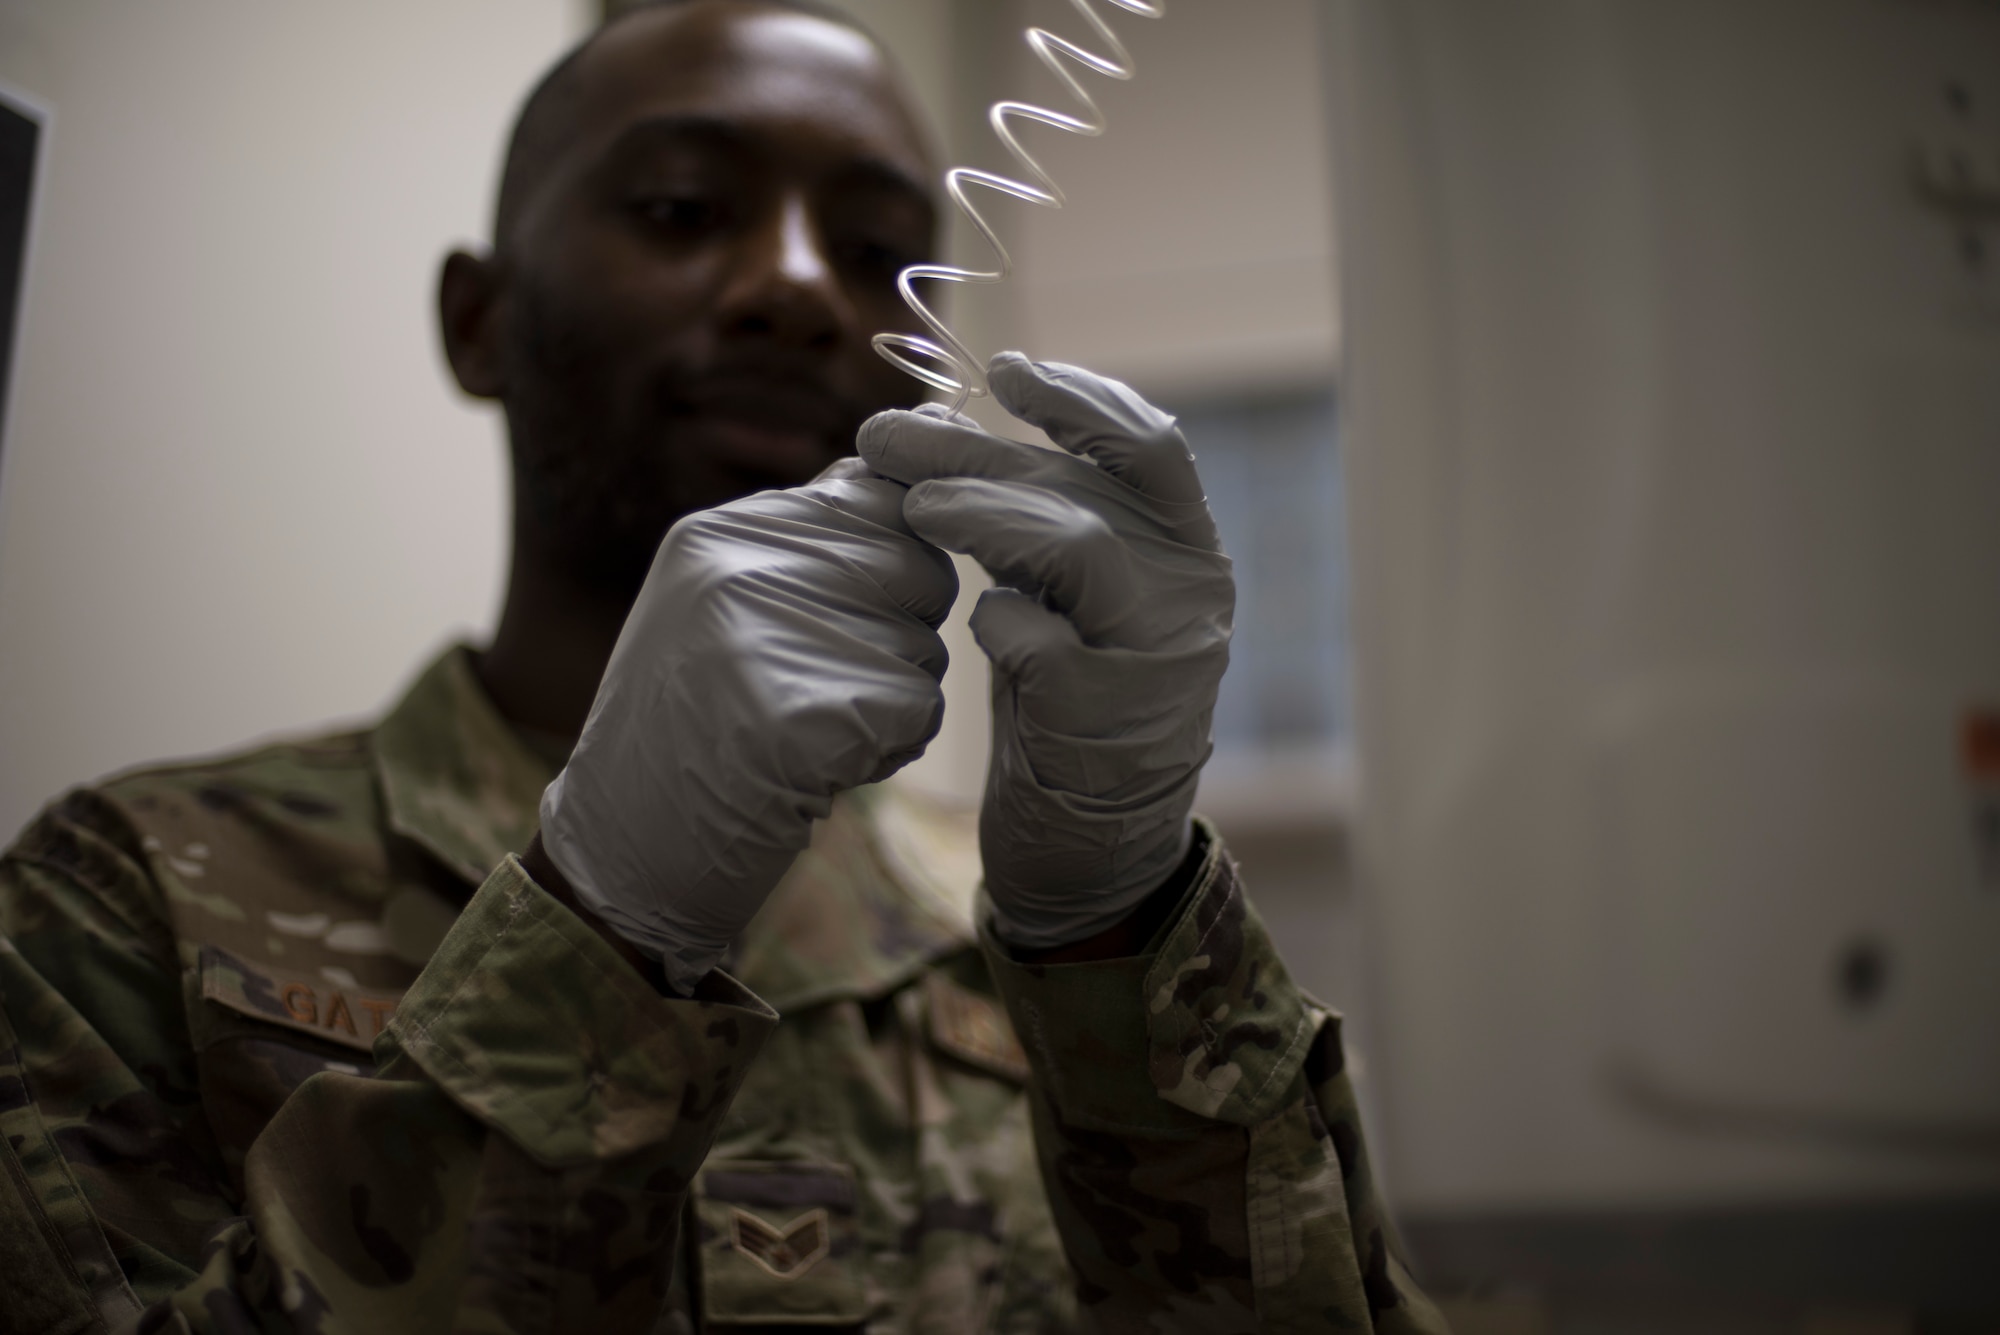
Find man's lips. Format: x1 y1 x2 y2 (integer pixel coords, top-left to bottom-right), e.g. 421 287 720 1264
692 413 841 478
672 378 852 480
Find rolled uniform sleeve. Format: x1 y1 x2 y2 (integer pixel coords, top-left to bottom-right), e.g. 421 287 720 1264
3 841 777 1334
381 856 772 1168
178 856 776 1333
980 821 1449 1334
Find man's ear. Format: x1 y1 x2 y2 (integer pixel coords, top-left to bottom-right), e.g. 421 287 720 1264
438 249 507 400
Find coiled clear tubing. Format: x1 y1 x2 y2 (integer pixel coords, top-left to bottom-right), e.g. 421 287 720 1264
871 0 1166 416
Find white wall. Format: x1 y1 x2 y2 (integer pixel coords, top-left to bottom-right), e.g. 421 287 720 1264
1329 0 2000 1215
0 0 590 839
1006 0 1339 401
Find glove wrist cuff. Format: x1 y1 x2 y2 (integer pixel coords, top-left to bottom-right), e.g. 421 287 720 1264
985 817 1195 952
540 772 724 994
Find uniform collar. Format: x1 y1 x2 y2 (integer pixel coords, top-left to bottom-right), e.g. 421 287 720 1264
369 646 980 1006
372 645 554 884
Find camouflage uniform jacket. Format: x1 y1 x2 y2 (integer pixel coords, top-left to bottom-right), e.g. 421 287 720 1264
0 647 1446 1334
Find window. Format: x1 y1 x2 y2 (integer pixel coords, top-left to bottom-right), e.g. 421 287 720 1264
1172 385 1350 765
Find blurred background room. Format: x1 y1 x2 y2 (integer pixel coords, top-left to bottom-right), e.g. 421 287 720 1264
1 1 1995 1330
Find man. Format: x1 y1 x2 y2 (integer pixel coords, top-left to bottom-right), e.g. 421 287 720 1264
0 2 1446 1331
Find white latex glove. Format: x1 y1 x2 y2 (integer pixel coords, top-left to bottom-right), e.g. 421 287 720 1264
858 353 1234 949
539 458 958 993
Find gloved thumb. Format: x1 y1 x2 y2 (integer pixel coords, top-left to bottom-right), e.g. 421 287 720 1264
986 352 1206 506
968 586 1080 686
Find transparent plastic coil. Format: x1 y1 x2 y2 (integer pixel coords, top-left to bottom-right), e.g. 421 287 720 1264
871 0 1166 415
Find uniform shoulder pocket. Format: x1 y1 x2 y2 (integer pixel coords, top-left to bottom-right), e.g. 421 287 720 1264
694 1159 867 1325
924 971 1030 1083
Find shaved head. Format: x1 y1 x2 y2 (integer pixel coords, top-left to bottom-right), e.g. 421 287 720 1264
438 0 937 604
495 0 886 251
440 0 941 734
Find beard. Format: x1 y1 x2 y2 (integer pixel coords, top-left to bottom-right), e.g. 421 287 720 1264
498 279 856 604
504 392 701 606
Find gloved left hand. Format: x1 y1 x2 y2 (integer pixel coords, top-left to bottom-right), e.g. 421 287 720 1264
538 458 957 994
858 353 1234 950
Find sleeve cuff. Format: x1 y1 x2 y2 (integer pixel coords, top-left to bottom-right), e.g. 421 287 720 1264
381 855 778 1167
980 819 1317 1130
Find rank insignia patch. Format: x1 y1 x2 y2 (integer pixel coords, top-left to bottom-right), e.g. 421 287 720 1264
729 1206 830 1280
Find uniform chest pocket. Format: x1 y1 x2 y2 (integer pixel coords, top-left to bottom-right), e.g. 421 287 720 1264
694 1160 867 1326
189 945 406 1180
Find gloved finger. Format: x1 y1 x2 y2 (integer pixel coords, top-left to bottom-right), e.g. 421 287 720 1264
761 630 950 785
789 660 948 792
1007 715 1211 804
800 459 923 537
903 477 1142 643
970 588 1168 740
856 403 1094 491
812 455 874 484
712 487 960 629
986 352 1206 505
970 590 1216 795
836 517 959 631
861 401 1226 559
862 680 949 785
973 591 1221 733
966 585 1077 683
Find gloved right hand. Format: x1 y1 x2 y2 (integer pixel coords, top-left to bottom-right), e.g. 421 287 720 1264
538 458 958 994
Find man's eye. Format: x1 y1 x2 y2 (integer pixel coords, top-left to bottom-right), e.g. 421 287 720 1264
636 195 720 232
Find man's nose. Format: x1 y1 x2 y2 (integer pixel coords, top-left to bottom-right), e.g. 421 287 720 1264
716 194 846 354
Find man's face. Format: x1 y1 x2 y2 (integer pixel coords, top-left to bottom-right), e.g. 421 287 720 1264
481 4 937 593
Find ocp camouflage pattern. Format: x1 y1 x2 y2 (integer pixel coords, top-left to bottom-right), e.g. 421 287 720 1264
0 647 1447 1332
